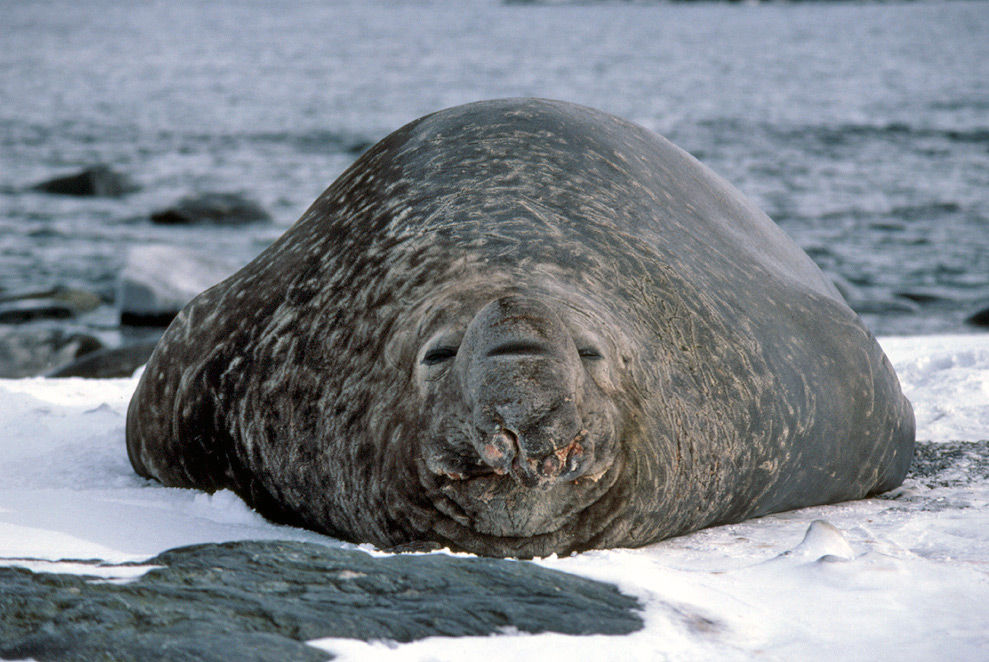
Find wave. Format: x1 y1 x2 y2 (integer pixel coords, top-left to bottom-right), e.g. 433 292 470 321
800 123 989 148
248 130 377 155
695 117 989 150
0 120 378 158
154 129 377 156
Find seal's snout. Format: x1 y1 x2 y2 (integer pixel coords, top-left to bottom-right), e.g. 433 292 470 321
479 423 587 486
523 428 587 484
479 425 589 488
460 294 595 489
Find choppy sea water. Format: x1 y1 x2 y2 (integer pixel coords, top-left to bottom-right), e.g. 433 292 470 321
1 0 987 342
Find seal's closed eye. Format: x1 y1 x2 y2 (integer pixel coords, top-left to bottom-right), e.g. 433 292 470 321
422 347 458 365
486 341 550 358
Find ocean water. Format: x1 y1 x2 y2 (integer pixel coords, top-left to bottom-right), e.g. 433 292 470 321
1 0 987 341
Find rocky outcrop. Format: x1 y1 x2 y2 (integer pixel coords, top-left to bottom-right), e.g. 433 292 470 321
966 305 989 328
46 341 159 378
0 299 75 324
0 327 102 378
906 440 989 487
0 540 642 662
117 245 241 326
150 192 271 225
0 287 104 325
31 165 138 197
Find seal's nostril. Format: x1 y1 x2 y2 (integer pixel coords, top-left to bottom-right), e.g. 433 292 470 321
481 442 505 462
566 447 582 473
541 454 561 476
477 428 519 474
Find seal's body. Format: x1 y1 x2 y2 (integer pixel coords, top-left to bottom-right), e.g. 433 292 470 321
127 99 914 557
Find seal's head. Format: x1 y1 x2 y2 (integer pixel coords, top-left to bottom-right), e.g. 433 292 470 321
400 282 630 544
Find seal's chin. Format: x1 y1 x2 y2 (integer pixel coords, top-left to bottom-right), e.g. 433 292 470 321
422 448 618 539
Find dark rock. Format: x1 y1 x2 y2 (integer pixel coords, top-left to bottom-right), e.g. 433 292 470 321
0 299 76 324
0 540 642 662
0 287 104 324
47 341 159 378
894 291 944 305
0 328 103 378
118 245 241 327
345 139 375 155
905 440 989 488
966 305 989 327
31 165 138 197
119 310 181 328
150 193 271 225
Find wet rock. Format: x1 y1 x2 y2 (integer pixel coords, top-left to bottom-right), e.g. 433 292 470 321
0 327 102 378
0 299 76 324
895 291 945 305
904 440 989 488
31 165 138 197
47 287 104 312
283 129 376 156
118 245 241 327
966 305 989 328
0 287 104 324
345 138 375 155
47 341 159 378
150 192 271 225
0 540 642 662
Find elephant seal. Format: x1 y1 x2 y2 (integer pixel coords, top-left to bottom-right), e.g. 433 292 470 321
126 98 915 558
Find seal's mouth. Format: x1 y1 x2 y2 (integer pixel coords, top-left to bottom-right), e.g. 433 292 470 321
420 428 618 539
432 427 610 489
472 426 599 489
419 451 627 558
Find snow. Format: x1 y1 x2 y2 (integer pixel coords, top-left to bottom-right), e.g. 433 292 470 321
1 334 987 660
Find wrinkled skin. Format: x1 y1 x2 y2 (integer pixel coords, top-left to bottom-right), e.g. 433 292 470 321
127 99 915 558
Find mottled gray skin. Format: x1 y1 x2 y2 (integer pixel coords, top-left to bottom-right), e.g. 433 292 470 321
126 99 915 558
